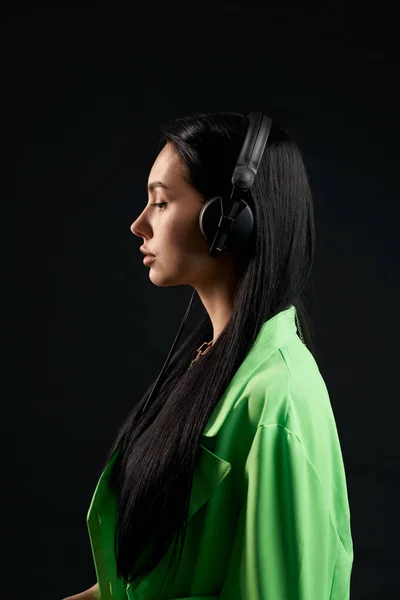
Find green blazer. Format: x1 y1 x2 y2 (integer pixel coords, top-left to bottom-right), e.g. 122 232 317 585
87 305 354 599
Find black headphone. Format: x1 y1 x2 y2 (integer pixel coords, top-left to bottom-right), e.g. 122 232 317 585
200 111 272 258
138 112 273 416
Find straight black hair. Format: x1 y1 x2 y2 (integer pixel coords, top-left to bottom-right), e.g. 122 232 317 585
103 112 316 592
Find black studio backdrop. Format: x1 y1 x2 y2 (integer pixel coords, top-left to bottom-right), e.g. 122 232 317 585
3 3 399 600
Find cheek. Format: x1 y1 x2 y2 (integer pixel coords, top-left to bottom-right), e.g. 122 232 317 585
184 219 209 251
163 212 208 258
169 223 201 252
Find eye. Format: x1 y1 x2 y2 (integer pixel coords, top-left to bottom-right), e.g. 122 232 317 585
150 202 167 211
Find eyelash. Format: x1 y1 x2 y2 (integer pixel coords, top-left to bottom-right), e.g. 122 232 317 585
150 202 167 210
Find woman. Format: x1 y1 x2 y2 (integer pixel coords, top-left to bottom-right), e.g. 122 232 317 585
67 112 353 599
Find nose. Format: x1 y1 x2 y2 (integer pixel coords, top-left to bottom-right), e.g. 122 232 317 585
130 219 140 235
130 209 149 237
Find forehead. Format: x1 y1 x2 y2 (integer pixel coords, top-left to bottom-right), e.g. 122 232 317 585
148 143 186 187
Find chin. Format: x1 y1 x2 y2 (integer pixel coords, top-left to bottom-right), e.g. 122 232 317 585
149 271 175 287
149 267 186 288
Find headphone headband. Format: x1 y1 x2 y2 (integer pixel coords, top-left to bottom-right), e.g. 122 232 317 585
232 112 273 190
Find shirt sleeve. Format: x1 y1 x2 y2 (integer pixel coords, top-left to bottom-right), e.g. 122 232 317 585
219 423 352 599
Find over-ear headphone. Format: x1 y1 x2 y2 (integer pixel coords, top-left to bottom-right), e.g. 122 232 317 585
199 112 272 258
138 112 273 416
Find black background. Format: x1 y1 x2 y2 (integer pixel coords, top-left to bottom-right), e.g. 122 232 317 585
3 2 399 599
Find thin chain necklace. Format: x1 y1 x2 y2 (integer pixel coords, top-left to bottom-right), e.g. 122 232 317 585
187 340 213 371
188 310 304 372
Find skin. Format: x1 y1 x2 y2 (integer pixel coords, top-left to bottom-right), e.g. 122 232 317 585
63 582 98 599
130 142 238 346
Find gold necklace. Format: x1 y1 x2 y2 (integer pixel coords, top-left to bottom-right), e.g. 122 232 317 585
187 340 213 371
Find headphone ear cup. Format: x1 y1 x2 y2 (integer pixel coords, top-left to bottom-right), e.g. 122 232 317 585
199 195 254 252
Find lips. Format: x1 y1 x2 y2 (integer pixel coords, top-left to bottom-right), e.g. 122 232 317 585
140 246 156 257
143 255 156 265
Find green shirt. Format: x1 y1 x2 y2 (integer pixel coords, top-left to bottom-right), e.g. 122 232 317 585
87 305 354 599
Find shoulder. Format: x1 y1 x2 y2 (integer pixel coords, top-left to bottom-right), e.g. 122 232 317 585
236 335 338 451
239 348 290 429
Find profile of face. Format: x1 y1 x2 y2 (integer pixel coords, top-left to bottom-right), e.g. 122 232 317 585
130 142 237 290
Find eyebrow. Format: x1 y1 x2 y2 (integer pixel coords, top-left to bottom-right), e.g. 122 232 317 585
147 180 170 193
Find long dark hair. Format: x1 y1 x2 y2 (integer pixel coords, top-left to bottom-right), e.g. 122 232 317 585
104 112 316 590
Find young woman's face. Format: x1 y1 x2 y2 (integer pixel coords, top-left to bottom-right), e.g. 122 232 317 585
130 142 236 288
